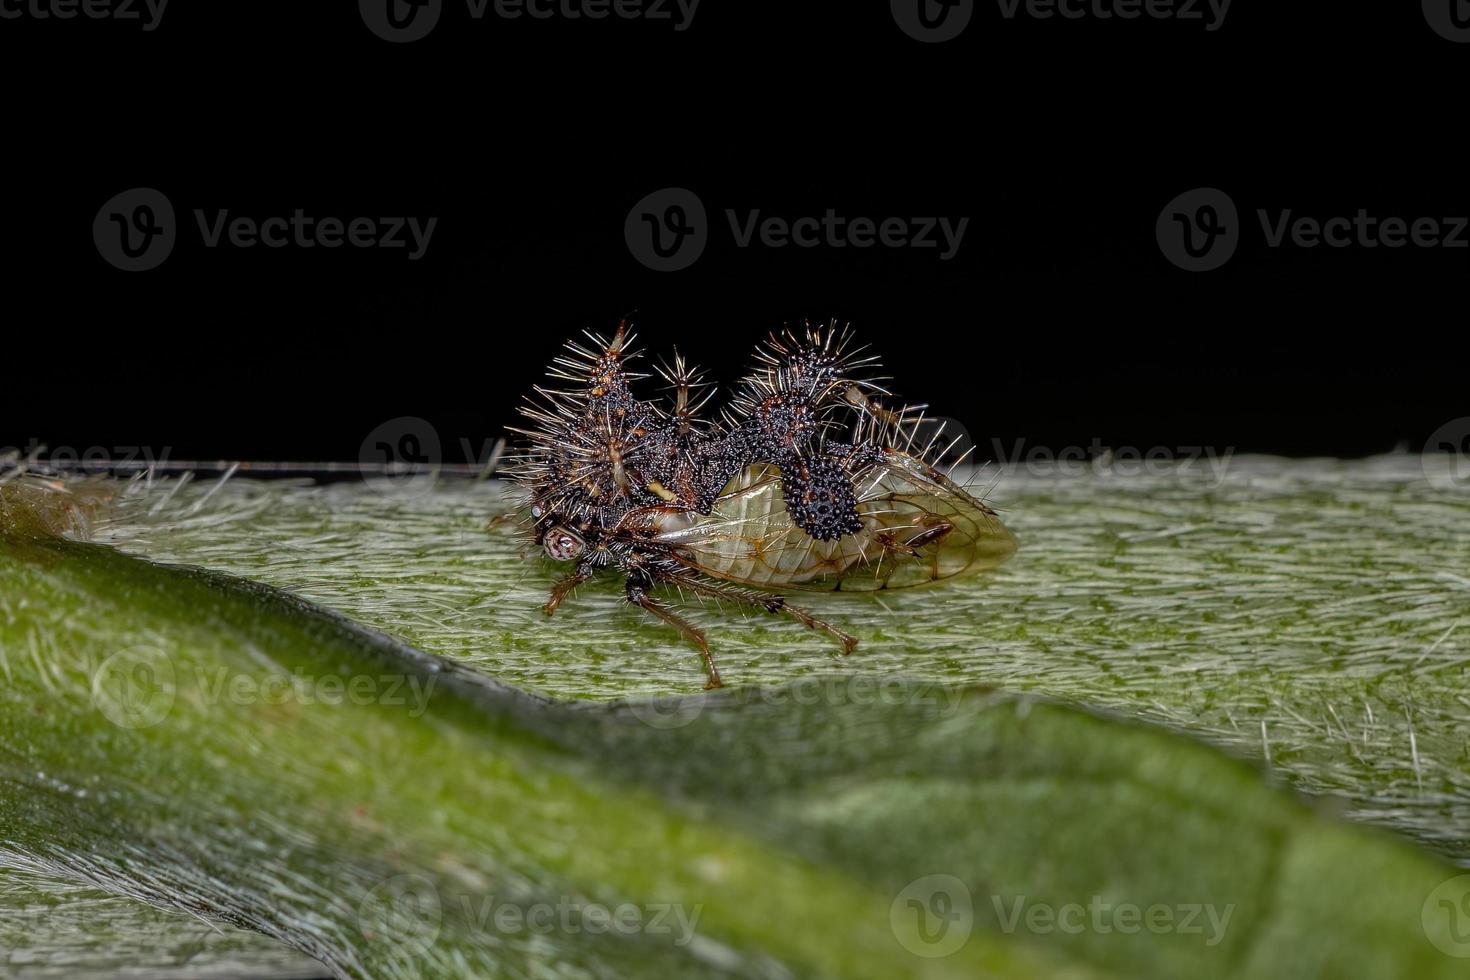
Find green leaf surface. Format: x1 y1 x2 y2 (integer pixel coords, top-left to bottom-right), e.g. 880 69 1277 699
0 867 324 979
3 466 1468 978
93 455 1470 862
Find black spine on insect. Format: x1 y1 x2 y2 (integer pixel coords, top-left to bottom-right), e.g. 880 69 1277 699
505 319 919 558
718 326 877 539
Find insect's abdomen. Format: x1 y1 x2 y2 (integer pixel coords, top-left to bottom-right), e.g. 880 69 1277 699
686 464 870 587
655 455 1017 591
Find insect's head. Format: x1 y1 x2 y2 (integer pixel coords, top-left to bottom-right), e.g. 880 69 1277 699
530 504 589 562
542 524 585 561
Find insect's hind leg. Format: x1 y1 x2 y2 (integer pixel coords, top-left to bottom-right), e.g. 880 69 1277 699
677 575 858 656
780 599 858 655
625 575 723 690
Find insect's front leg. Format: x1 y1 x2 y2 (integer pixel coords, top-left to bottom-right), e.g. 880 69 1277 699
543 562 596 616
623 570 723 690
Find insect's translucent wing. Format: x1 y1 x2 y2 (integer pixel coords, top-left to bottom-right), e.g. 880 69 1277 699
838 451 1017 591
653 453 1016 591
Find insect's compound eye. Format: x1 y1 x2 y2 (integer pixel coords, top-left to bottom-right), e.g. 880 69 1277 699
542 525 585 561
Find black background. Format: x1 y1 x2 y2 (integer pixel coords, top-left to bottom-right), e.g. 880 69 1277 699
2 1 1464 468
